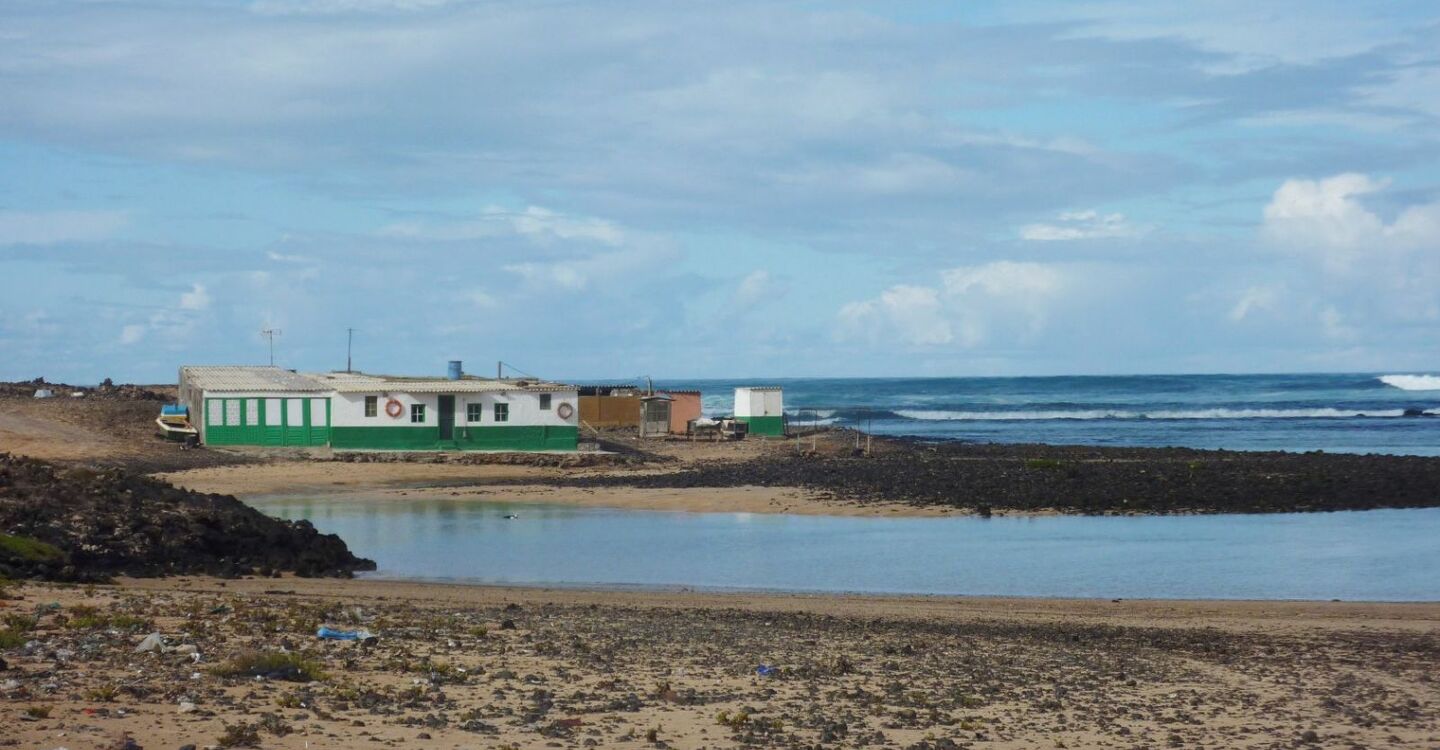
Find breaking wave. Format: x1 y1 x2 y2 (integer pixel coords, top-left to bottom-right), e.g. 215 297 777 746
893 407 1426 421
1379 374 1440 391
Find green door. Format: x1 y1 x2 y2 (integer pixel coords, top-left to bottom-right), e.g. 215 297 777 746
438 395 455 442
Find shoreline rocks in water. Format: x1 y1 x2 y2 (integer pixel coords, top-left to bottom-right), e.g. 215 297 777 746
0 453 374 581
556 437 1440 515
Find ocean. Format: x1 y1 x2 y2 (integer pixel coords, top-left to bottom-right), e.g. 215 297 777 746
648 372 1440 456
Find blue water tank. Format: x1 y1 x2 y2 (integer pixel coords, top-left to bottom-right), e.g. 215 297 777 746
447 360 463 380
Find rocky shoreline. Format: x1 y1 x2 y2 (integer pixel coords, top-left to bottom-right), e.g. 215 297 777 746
0 454 374 581
554 436 1440 514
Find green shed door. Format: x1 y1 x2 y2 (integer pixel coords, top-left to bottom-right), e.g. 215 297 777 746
307 398 330 446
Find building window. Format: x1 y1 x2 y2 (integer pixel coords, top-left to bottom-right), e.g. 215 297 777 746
365 396 378 417
494 403 509 422
539 394 552 410
467 403 483 423
410 404 425 423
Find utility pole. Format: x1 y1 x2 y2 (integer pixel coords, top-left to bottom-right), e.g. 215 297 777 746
346 328 357 373
260 328 281 366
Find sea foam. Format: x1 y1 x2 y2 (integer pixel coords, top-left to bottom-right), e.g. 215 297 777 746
894 407 1411 421
1379 374 1440 391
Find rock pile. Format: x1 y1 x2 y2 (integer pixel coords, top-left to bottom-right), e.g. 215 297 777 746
0 453 374 581
0 377 166 401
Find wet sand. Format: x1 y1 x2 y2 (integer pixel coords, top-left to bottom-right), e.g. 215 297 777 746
158 461 955 517
3 577 1438 749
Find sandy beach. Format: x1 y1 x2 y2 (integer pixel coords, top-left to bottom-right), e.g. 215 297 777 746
4 577 1439 750
159 461 956 517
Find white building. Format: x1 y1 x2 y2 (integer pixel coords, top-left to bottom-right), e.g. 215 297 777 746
178 365 579 451
733 386 785 436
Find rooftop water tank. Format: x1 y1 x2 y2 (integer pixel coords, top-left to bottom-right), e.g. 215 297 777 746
447 360 463 380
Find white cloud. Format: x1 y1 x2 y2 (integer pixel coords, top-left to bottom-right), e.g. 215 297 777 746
1259 172 1440 339
733 270 775 307
1319 305 1358 341
837 261 1066 348
0 210 127 246
1020 210 1138 241
1261 173 1388 271
266 250 313 263
179 283 211 311
118 324 146 345
838 285 952 346
502 262 589 291
249 0 463 15
467 289 498 308
1228 284 1281 322
380 206 624 247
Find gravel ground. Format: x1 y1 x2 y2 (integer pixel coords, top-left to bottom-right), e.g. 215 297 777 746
1 579 1437 749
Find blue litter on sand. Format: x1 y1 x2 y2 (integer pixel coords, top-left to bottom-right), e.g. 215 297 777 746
755 665 779 677
316 626 373 641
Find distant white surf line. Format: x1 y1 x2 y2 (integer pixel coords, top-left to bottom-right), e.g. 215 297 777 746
894 407 1427 421
1379 374 1440 391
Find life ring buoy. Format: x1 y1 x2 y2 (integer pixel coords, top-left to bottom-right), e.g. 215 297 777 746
556 402 574 419
384 398 404 418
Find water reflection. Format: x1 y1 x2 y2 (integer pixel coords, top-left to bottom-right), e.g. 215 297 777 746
251 497 1440 601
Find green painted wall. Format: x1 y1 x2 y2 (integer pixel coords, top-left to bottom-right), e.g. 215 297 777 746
204 397 328 447
330 425 578 452
738 415 786 436
330 426 440 450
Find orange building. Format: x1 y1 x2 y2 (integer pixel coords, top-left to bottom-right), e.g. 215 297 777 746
665 390 702 434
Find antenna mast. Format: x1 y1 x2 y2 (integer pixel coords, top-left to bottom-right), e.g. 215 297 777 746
346 327 357 372
260 328 282 366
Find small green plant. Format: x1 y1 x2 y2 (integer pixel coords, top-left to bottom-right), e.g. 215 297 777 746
258 712 293 736
0 628 26 649
0 534 63 563
2 613 37 632
211 651 326 683
216 722 262 748
85 685 121 702
25 705 52 719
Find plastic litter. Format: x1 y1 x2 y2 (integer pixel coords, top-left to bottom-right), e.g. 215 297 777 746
316 626 374 641
755 664 779 678
134 633 165 653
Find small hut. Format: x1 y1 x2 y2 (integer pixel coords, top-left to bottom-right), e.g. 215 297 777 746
733 386 785 436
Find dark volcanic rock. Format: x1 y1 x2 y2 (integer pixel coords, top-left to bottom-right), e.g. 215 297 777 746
554 436 1440 515
0 453 374 581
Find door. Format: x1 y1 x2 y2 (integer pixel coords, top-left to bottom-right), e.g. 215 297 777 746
438 395 455 441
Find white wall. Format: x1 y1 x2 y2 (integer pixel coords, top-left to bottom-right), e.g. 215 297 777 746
734 388 783 417
331 390 579 428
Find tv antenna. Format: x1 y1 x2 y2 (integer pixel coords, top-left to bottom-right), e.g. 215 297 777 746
260 328 282 366
346 327 358 372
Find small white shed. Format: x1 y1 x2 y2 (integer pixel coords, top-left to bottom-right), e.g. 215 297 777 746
733 386 784 436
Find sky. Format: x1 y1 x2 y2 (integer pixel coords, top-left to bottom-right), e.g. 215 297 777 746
1 0 1438 383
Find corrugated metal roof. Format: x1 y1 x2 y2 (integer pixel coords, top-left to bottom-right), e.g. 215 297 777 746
180 366 575 394
313 372 575 394
180 366 327 392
